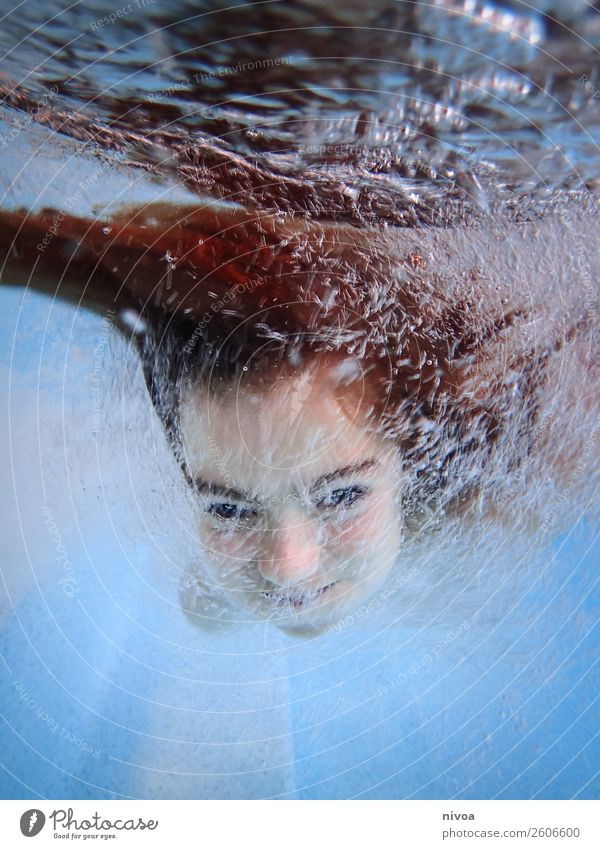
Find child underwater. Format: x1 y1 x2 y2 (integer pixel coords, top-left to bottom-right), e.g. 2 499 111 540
0 0 599 632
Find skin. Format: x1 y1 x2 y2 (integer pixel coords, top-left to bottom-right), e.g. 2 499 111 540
179 357 404 633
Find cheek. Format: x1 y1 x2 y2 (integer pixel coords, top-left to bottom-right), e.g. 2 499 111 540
199 522 259 559
326 503 397 551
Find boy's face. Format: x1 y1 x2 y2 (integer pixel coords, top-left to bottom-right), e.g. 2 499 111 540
179 360 403 633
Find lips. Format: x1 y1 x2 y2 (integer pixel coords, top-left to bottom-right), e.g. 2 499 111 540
262 582 337 608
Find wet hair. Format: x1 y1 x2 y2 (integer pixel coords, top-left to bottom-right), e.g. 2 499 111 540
138 300 498 516
138 306 389 469
138 286 598 537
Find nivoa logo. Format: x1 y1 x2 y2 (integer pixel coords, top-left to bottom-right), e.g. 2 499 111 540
442 811 475 821
20 809 46 837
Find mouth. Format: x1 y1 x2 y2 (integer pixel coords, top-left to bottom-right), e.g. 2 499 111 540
261 582 338 609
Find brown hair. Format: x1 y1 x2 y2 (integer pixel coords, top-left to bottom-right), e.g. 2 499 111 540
136 204 598 525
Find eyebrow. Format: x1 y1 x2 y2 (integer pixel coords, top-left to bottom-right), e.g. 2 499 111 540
310 459 379 491
191 459 380 503
193 480 256 502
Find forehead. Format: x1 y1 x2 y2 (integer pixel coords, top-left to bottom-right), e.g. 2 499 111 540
180 368 386 492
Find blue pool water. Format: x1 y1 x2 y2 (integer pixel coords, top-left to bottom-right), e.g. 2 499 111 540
1 0 600 801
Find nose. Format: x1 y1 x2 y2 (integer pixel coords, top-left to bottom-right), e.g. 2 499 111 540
258 508 321 586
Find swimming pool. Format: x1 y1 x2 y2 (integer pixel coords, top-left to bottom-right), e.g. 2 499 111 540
1 0 599 800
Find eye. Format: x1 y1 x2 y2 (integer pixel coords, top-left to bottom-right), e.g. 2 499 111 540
207 503 260 525
316 485 369 511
